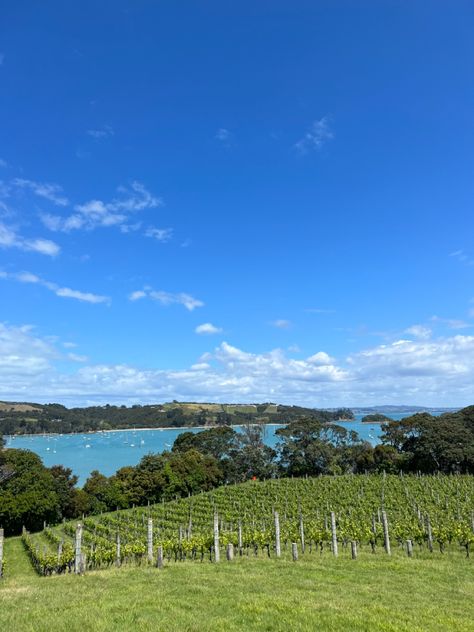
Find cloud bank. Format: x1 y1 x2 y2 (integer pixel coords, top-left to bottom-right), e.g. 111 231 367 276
0 323 473 407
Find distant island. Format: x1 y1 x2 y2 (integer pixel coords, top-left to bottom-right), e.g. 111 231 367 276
361 413 394 424
0 401 354 436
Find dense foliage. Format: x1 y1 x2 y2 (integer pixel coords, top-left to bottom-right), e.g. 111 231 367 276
361 413 393 423
2 405 474 536
0 400 353 435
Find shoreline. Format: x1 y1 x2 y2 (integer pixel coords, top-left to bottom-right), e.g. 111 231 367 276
5 422 288 440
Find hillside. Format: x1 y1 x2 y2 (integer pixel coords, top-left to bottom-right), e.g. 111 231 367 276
0 401 353 435
2 475 474 631
2 537 473 632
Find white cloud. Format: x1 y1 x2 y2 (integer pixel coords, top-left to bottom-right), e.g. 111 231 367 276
1 326 474 406
404 325 432 340
13 178 69 206
307 351 333 365
1 270 109 304
41 181 162 233
67 353 88 363
87 125 114 139
129 290 147 301
271 319 291 329
0 324 55 386
150 291 203 311
55 287 109 304
129 288 204 311
0 221 60 257
195 323 222 335
145 227 173 242
24 237 61 257
295 117 333 153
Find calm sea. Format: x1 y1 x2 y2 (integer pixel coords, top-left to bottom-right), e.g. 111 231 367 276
5 412 427 485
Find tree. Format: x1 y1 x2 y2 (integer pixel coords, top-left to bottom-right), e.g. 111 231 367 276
381 410 474 473
0 449 62 535
49 465 80 519
172 426 238 460
276 418 361 476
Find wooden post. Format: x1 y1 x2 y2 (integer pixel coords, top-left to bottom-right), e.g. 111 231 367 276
147 518 153 563
274 512 281 558
406 540 413 557
57 539 63 563
351 540 357 560
330 512 338 557
74 523 83 574
238 519 243 556
226 543 234 561
116 532 121 567
299 513 305 553
381 511 391 555
80 553 87 574
0 528 4 579
426 515 433 552
291 542 298 562
156 545 164 569
213 513 220 563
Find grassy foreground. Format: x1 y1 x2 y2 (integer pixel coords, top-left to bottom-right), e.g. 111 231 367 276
1 537 474 632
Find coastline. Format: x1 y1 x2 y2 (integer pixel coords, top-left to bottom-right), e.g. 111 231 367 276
5 422 287 440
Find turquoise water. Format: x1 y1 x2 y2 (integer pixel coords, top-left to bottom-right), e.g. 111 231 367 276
5 412 412 484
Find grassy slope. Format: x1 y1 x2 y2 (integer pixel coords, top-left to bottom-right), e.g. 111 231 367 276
1 538 474 632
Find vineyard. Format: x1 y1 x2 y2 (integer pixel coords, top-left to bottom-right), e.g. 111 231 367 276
15 474 474 576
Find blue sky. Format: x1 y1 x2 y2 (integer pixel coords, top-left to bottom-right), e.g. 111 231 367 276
1 1 474 407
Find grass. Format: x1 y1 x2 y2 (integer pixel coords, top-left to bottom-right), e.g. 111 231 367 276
2 537 474 631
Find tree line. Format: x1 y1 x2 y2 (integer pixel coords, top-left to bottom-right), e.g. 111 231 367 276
0 401 353 435
1 405 473 536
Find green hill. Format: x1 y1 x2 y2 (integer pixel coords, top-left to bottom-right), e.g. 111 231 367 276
0 400 354 435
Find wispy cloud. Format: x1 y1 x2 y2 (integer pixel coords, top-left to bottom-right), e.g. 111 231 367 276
0 159 7 168
404 325 432 340
128 288 204 311
12 178 69 206
41 181 162 233
0 221 60 256
295 117 333 154
1 270 110 304
87 124 114 139
144 227 173 242
431 316 472 330
449 249 474 266
305 308 335 314
215 128 231 142
270 319 292 329
195 323 222 335
67 352 89 363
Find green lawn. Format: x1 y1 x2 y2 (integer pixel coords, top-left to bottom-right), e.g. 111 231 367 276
1 537 474 632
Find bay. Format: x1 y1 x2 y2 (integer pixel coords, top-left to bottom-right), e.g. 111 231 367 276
5 412 418 485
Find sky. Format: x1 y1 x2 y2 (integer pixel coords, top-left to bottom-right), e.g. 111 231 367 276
1 1 474 408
